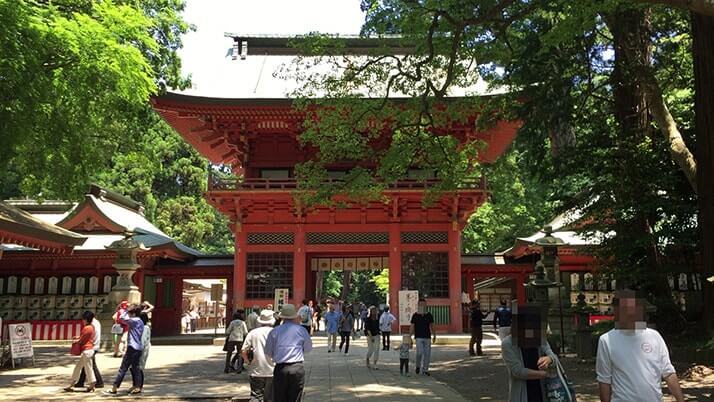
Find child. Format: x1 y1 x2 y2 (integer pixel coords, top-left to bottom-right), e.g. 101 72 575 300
396 335 412 376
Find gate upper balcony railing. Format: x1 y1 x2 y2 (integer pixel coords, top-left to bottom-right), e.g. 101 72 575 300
208 173 486 191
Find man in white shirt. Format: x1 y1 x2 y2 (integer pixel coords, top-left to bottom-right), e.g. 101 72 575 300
596 290 684 402
242 310 276 402
379 306 396 351
75 315 104 388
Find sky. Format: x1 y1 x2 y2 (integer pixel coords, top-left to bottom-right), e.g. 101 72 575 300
178 0 366 98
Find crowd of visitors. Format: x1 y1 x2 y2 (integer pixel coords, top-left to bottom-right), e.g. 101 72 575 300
65 300 154 395
62 290 687 402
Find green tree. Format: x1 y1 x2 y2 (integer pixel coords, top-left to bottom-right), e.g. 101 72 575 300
0 0 190 200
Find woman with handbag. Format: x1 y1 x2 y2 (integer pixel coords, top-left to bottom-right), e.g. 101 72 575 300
338 305 354 354
65 311 96 392
501 304 558 402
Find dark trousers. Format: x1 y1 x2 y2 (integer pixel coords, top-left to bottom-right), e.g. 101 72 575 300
190 318 197 332
382 331 391 350
399 358 409 374
113 346 143 388
469 326 483 355
250 375 274 402
225 341 244 372
76 351 103 386
339 331 351 353
272 362 304 402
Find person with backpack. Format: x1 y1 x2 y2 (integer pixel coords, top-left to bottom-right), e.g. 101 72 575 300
298 299 312 334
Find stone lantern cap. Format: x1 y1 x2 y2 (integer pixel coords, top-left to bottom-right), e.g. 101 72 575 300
106 231 150 265
534 226 568 247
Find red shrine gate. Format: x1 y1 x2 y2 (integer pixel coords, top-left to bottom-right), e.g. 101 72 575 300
153 93 518 332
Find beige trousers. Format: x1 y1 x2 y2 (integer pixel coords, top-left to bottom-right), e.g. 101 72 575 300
70 350 95 385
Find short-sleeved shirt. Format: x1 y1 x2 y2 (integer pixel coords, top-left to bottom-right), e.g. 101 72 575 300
242 326 275 377
324 311 341 334
379 312 396 332
399 343 411 359
339 312 354 332
226 319 248 342
495 306 512 327
298 305 312 326
119 311 144 351
410 312 434 339
596 328 676 402
264 321 313 364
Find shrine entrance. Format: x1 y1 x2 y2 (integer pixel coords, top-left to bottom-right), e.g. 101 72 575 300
309 254 389 307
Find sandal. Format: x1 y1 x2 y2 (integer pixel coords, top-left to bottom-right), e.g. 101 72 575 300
128 388 142 395
63 386 74 392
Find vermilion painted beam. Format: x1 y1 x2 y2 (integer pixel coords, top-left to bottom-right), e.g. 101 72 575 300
447 227 463 333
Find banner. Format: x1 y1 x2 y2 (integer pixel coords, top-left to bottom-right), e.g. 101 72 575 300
9 322 33 359
274 288 289 312
398 290 419 326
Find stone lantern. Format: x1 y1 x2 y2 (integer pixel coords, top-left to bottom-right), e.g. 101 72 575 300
105 231 149 307
526 226 567 351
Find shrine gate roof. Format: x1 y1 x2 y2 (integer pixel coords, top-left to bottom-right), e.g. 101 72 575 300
1 185 202 261
0 201 86 254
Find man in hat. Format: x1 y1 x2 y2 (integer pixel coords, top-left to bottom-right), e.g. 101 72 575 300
265 304 312 402
242 310 276 402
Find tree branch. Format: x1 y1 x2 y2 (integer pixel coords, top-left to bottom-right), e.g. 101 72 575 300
637 0 714 16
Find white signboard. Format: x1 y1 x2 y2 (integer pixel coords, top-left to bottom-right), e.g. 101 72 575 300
274 288 289 312
9 323 33 359
398 290 419 326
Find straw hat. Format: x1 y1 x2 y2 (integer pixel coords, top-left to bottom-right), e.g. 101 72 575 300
278 304 298 319
257 309 276 325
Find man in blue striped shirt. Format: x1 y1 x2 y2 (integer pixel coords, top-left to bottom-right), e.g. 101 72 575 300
265 304 312 402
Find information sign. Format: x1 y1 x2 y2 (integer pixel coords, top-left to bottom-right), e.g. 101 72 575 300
9 323 33 359
274 288 289 312
398 290 419 326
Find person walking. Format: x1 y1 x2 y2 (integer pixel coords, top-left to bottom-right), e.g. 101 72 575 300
338 305 354 354
242 309 276 402
297 300 312 334
410 299 435 376
396 335 412 377
469 300 488 356
107 304 144 395
65 311 96 392
494 299 513 340
501 304 556 402
364 306 381 369
311 302 321 334
225 310 249 373
74 311 103 388
265 304 313 402
323 303 341 352
247 305 260 331
137 312 151 393
379 306 396 351
359 303 368 331
596 290 685 402
189 308 199 333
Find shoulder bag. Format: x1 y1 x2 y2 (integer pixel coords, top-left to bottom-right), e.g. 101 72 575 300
544 355 577 402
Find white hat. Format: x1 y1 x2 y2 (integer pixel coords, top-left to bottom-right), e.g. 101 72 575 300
258 309 276 325
278 304 298 319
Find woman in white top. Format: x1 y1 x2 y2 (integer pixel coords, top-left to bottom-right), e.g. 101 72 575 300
137 312 151 393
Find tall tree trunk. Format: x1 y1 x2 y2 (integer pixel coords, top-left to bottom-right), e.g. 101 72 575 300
608 7 683 332
692 12 714 335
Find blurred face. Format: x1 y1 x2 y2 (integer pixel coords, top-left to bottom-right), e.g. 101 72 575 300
417 301 426 313
512 306 545 349
309 300 314 307
614 293 645 329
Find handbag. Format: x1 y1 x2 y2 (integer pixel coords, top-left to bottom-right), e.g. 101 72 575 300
111 323 124 334
222 336 232 352
545 355 577 402
70 341 81 356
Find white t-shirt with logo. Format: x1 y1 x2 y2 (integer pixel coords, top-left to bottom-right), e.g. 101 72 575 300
242 326 275 378
596 327 676 401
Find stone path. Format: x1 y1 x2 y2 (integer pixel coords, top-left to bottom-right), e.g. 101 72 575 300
0 336 465 401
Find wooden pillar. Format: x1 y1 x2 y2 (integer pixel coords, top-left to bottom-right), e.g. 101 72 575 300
293 225 306 305
517 271 527 304
234 228 247 309
448 224 462 333
388 223 401 329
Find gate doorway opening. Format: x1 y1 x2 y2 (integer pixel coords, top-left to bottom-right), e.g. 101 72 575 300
310 255 389 312
181 278 227 335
